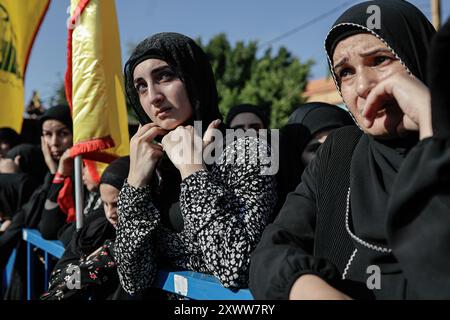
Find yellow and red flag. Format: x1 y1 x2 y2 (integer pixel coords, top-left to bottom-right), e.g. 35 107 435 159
0 0 50 132
66 0 129 182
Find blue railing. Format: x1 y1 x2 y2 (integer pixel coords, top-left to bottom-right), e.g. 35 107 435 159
21 229 253 300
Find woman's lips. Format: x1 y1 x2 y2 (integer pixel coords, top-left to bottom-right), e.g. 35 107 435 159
156 106 172 119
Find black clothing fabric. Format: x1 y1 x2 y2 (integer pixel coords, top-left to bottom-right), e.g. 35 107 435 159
325 0 435 85
0 173 54 299
54 209 115 271
428 18 450 138
5 144 48 184
225 104 270 129
0 173 38 220
275 103 354 218
38 187 101 241
0 173 53 268
99 156 130 191
250 126 365 299
124 32 222 133
382 18 450 298
0 128 21 148
38 105 72 132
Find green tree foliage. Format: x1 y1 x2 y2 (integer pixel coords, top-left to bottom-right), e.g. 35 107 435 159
198 33 313 128
48 78 69 107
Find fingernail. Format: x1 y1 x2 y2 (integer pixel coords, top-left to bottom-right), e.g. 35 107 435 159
215 119 221 125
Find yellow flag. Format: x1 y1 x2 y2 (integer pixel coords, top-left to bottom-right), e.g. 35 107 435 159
0 0 50 132
67 0 129 181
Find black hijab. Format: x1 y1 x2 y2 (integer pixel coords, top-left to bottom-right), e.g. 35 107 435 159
275 102 354 218
124 33 223 232
225 104 270 129
324 0 436 279
124 32 222 133
39 104 73 132
100 156 130 191
0 127 21 148
325 0 435 88
0 144 47 220
5 144 47 184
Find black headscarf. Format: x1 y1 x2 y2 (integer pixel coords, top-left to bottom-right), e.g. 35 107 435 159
0 144 47 220
0 127 21 148
428 18 450 139
324 0 436 282
100 156 130 191
39 105 72 132
124 32 222 133
225 104 270 129
275 102 354 218
325 0 435 87
5 144 47 184
124 32 224 232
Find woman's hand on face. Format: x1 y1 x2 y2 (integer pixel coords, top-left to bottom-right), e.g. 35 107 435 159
363 72 433 140
57 149 74 177
41 136 58 174
162 120 221 180
127 123 168 188
289 274 352 300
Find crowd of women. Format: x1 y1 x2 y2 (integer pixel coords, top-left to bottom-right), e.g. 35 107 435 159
0 0 449 300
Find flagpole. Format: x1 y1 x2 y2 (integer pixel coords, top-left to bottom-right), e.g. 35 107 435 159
74 155 84 230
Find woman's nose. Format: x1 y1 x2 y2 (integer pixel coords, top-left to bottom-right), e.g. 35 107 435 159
147 85 164 106
50 134 59 147
356 68 377 99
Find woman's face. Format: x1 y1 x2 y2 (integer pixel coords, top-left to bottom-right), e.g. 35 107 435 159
133 58 193 130
82 166 98 192
301 129 332 166
229 112 265 130
333 33 409 138
100 183 120 228
42 120 73 160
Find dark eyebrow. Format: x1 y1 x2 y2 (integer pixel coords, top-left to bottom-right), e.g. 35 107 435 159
42 127 69 133
134 65 172 85
360 47 393 57
333 57 348 70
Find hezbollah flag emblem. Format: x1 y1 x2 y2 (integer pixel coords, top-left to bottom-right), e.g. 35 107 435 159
0 0 50 132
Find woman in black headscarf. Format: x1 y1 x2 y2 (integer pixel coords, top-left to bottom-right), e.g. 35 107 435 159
115 32 276 295
226 103 270 130
0 127 21 158
274 102 354 219
250 0 442 300
41 157 128 300
0 144 47 226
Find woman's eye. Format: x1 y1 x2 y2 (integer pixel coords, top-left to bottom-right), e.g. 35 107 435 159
338 68 352 80
159 71 175 82
373 55 392 66
135 83 147 94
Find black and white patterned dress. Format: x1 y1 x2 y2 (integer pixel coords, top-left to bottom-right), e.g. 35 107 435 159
114 136 277 295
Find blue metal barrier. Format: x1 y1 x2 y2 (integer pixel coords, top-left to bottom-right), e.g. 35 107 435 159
22 229 64 300
22 228 253 300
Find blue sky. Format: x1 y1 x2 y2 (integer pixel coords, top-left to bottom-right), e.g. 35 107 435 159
24 0 450 105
